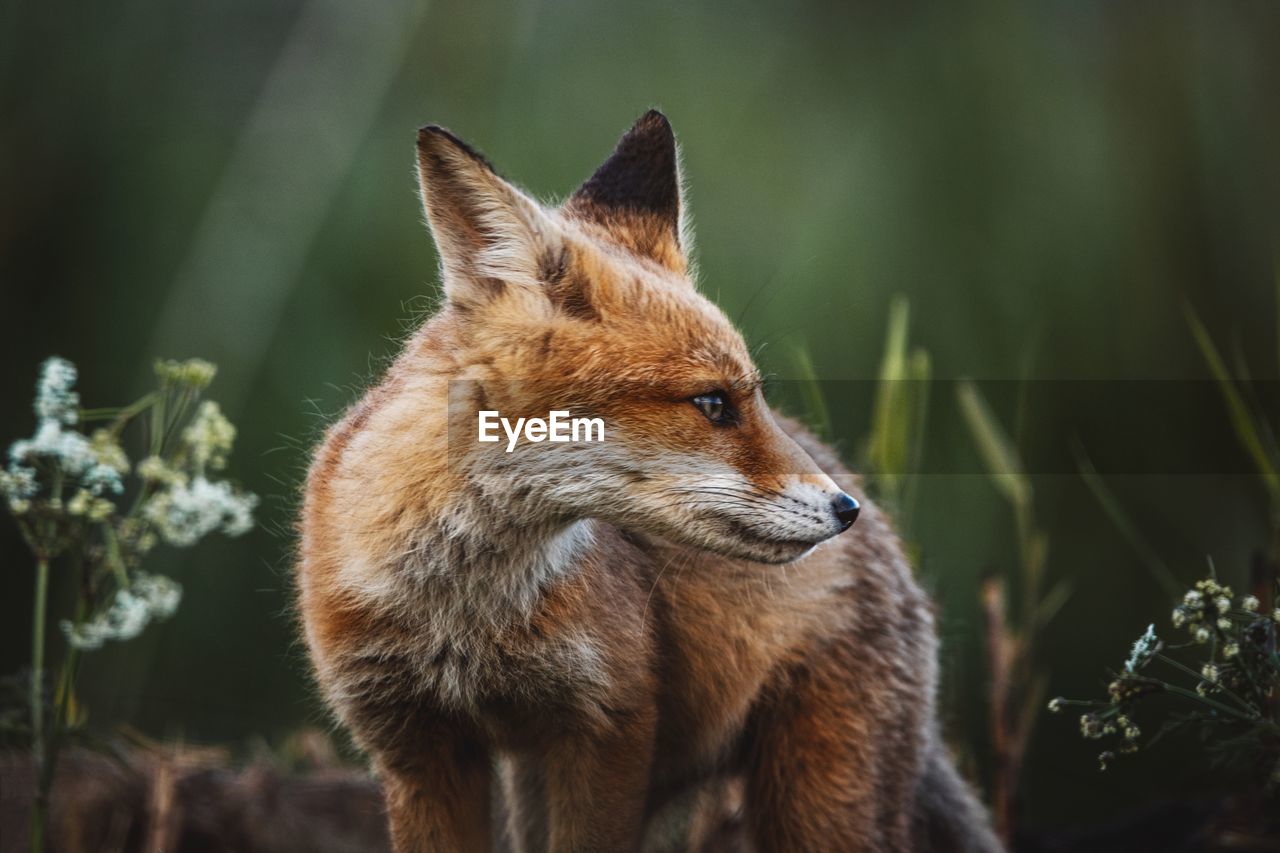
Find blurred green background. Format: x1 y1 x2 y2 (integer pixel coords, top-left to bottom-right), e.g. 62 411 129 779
3 0 1279 840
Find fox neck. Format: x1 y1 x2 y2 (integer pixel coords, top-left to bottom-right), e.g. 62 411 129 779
373 331 594 625
399 482 593 628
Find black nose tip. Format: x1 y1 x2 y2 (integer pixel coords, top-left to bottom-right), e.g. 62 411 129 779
832 492 860 531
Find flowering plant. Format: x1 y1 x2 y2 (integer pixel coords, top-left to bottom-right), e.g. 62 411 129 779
3 356 257 852
1048 568 1279 776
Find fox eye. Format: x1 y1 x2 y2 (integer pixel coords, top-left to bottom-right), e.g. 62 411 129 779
691 392 732 425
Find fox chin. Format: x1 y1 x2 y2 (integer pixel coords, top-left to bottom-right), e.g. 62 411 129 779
297 109 1003 853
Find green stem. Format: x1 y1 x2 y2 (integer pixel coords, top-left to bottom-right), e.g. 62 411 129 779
1155 653 1256 715
30 557 48 757
37 594 86 849
1162 683 1264 724
28 557 49 853
102 524 129 589
150 391 167 456
104 391 160 434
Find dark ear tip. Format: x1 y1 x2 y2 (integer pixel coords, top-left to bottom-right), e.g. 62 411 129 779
417 124 458 151
632 109 672 137
416 124 493 170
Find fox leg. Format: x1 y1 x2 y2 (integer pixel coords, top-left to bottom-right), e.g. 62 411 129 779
543 702 658 852
743 637 923 853
376 727 492 853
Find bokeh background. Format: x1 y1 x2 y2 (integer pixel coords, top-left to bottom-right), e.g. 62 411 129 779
3 0 1279 842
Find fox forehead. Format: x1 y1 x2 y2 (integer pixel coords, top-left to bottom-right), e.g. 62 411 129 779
482 229 760 392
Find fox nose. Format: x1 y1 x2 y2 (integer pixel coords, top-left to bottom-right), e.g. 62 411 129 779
832 493 860 531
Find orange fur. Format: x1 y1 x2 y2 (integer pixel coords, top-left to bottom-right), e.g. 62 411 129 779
297 111 1000 852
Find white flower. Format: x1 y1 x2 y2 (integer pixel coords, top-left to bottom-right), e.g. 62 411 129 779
1241 595 1259 613
60 572 182 650
1273 608 1280 624
88 497 113 522
1124 624 1159 673
12 420 83 467
1195 627 1211 644
154 358 217 389
1217 617 1232 631
62 592 146 649
34 357 79 425
7 360 127 499
1184 590 1203 607
67 489 92 516
1047 697 1064 713
132 572 183 619
183 401 236 471
1201 663 1219 682
0 466 37 500
1214 596 1232 613
137 456 186 487
221 489 256 537
79 467 122 496
1223 643 1239 659
89 430 129 475
1171 607 1186 628
144 476 258 547
9 420 122 496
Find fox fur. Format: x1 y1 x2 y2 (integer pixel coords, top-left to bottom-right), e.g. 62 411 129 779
296 110 1001 852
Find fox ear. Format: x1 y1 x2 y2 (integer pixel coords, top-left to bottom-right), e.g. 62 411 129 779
417 126 561 306
565 110 685 272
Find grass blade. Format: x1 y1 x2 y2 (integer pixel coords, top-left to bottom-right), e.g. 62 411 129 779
956 380 1032 510
1070 437 1182 597
1184 302 1280 496
791 344 833 440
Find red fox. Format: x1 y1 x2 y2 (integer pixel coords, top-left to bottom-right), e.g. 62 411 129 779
297 111 1001 852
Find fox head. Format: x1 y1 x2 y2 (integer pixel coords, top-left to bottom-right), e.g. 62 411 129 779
414 110 859 564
